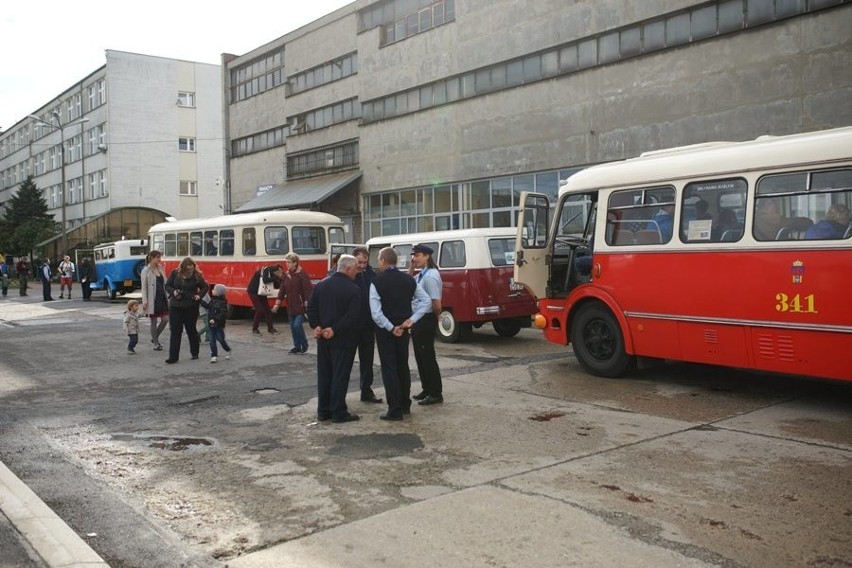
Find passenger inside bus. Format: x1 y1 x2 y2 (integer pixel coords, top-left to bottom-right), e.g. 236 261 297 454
804 203 850 239
712 208 742 241
646 204 675 242
753 198 785 240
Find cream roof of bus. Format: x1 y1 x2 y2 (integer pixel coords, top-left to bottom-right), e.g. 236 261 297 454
365 227 517 246
148 210 343 233
560 127 852 194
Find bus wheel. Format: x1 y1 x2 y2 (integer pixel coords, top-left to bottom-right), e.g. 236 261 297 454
570 304 634 378
107 287 117 300
493 319 522 338
437 310 471 343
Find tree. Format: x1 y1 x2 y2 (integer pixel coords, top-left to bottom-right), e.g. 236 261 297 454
0 176 58 256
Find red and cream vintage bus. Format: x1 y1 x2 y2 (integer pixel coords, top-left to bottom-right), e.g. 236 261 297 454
515 127 852 381
366 228 538 343
148 211 346 313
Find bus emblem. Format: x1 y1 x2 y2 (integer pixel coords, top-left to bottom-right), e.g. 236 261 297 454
791 260 805 284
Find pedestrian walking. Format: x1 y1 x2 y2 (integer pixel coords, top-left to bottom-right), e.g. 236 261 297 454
0 258 8 297
201 284 232 363
353 247 381 403
123 299 141 354
247 264 284 335
141 251 169 350
272 253 313 354
164 257 208 364
306 254 361 424
58 255 75 299
39 258 54 301
16 256 30 296
78 257 94 301
409 244 444 405
369 247 432 420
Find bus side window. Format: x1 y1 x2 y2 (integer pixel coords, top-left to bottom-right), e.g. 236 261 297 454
243 228 256 256
440 240 466 268
393 245 412 268
220 230 235 256
204 231 218 256
293 226 326 255
190 231 203 256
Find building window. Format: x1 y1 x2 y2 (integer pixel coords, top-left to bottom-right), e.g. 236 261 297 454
68 177 83 204
177 92 196 107
178 138 196 152
97 79 106 105
229 48 285 104
359 0 456 46
287 140 359 178
98 171 108 197
231 124 289 158
288 52 358 96
180 181 198 196
289 98 361 136
51 184 61 209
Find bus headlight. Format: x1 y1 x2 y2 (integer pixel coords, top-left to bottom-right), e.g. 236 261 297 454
533 313 547 329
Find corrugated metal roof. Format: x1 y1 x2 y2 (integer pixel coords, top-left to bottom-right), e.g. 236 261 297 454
235 171 361 213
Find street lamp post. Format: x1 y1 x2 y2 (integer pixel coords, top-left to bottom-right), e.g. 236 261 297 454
27 112 89 256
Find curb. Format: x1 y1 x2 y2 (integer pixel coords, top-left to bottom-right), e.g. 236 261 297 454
0 461 108 567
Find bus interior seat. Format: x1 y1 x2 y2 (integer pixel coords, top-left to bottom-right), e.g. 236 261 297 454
294 248 321 255
244 248 256 256
612 229 635 246
634 229 661 244
844 225 852 239
720 229 742 242
775 227 793 240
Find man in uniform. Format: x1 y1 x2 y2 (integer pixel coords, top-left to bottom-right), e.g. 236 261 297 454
409 244 444 405
369 247 431 420
307 254 361 423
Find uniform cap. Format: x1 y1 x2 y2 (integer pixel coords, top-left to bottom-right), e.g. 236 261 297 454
412 244 434 255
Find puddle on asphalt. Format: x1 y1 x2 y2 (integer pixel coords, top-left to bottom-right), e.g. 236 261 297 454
253 388 280 395
111 433 217 452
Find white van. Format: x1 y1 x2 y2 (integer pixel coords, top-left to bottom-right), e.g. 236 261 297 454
366 228 537 342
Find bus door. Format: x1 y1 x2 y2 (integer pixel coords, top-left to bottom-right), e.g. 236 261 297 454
514 192 550 299
551 192 597 296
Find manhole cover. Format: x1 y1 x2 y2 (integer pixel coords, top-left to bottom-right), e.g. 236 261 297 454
328 433 423 459
253 388 280 395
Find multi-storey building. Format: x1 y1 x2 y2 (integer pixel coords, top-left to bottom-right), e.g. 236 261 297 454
224 0 851 242
0 50 224 259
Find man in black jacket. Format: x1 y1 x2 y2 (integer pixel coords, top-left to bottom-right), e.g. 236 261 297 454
307 255 361 423
369 247 432 421
353 247 381 403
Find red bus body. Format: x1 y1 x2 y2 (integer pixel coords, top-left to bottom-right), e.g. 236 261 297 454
517 127 852 381
148 211 345 311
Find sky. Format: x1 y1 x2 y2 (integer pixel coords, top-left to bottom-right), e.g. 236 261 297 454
0 0 355 131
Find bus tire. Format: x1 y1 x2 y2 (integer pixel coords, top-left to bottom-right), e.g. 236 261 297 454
107 286 117 300
437 310 472 343
570 303 634 378
493 319 522 338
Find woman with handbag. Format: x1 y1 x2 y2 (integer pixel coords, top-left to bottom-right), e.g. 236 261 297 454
141 250 169 350
164 257 208 364
272 253 313 354
246 264 284 335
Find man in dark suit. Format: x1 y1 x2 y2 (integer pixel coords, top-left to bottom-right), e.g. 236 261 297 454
307 254 361 423
353 247 381 403
370 247 432 420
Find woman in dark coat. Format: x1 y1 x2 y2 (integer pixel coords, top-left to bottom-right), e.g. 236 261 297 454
273 253 313 354
164 257 208 364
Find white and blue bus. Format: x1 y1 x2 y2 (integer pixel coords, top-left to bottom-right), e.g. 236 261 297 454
90 239 148 299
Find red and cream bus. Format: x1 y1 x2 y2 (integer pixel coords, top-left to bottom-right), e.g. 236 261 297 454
148 211 346 313
515 127 852 381
366 228 538 343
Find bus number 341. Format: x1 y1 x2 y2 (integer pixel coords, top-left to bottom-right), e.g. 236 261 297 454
775 293 818 314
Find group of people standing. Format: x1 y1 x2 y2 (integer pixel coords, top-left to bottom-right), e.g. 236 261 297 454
307 244 443 423
3 255 95 302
